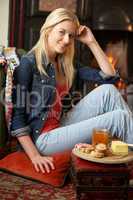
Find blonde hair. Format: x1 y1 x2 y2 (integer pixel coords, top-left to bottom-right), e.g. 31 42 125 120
31 8 80 88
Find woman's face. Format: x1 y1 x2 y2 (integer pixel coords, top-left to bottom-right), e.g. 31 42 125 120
47 20 77 58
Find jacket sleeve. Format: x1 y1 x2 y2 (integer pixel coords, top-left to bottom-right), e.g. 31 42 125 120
10 55 33 137
76 62 120 84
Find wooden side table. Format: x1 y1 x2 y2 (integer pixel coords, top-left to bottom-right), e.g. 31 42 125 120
70 154 130 200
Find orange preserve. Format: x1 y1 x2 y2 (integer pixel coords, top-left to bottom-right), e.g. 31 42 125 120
92 128 110 146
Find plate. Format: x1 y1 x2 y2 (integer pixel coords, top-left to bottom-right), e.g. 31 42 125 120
72 148 133 164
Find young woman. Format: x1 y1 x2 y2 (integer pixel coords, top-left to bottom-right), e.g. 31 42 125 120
11 8 133 174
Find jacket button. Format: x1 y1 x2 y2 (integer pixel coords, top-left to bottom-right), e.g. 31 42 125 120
52 75 55 78
35 130 39 133
41 80 45 83
42 117 45 121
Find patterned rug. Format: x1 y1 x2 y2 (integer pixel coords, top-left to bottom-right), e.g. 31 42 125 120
0 171 133 200
0 171 75 200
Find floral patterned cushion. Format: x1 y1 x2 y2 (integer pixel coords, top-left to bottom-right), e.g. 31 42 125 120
2 47 20 131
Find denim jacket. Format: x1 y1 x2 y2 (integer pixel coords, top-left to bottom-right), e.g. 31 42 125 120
11 52 119 143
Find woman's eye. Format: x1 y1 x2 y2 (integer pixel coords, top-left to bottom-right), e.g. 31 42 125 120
59 30 65 35
69 34 75 39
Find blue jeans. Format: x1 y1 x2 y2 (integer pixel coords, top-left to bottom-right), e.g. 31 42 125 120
36 84 133 155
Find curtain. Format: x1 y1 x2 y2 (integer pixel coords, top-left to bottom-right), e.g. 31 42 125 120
0 66 8 148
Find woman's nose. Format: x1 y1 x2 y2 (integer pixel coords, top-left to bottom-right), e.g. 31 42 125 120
63 34 70 44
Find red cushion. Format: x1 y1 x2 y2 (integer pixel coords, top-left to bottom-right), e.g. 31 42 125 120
0 151 71 187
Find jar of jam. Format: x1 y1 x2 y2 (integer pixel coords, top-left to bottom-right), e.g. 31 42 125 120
92 128 110 146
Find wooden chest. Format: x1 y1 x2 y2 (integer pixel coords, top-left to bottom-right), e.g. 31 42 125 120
70 154 130 200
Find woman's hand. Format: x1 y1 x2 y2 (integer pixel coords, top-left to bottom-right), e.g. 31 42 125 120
17 135 55 174
76 25 96 46
31 154 55 173
0 57 6 66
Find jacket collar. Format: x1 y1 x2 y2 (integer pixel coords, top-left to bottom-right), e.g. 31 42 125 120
42 53 65 76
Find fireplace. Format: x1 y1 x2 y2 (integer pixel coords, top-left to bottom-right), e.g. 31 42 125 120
89 0 133 82
93 30 133 82
84 30 133 111
81 0 133 111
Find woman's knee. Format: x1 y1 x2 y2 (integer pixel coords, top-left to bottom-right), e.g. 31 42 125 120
97 84 119 95
99 84 116 91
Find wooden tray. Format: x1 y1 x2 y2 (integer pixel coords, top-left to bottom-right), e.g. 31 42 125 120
72 148 133 164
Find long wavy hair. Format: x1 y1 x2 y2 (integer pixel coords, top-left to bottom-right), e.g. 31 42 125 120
31 8 80 88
